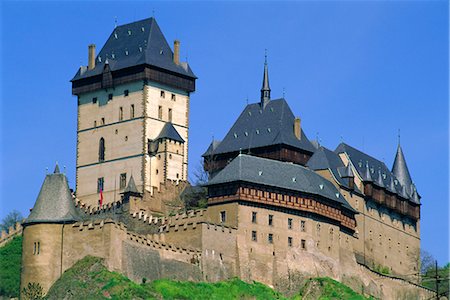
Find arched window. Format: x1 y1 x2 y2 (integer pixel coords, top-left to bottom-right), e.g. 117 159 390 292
99 138 105 162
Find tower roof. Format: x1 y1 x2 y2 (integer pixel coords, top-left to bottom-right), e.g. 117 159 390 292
123 175 139 194
156 122 185 143
72 17 196 82
206 99 315 157
24 165 79 226
392 144 413 195
362 161 373 182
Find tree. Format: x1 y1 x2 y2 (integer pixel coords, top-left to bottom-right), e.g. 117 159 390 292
420 250 435 274
0 210 23 232
22 282 43 300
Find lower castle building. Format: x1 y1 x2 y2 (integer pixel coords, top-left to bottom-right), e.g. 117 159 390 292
19 17 431 299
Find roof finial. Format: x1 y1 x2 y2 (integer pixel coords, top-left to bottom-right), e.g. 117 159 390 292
282 87 285 98
114 16 118 28
260 50 271 107
398 128 401 145
152 9 155 18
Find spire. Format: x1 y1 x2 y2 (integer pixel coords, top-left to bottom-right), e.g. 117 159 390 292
375 170 385 188
362 161 373 182
54 162 60 174
260 50 271 107
410 185 420 204
387 175 396 193
392 143 413 196
342 162 354 178
124 175 139 194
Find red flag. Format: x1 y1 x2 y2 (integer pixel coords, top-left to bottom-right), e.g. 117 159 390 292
99 187 104 207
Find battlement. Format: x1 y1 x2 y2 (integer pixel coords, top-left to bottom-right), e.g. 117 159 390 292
159 221 236 234
75 197 125 215
0 221 23 247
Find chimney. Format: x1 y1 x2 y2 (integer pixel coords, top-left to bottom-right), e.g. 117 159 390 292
173 40 180 65
88 44 96 70
294 117 301 140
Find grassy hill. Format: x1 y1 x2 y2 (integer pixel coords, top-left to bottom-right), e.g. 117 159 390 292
0 235 22 298
45 256 373 300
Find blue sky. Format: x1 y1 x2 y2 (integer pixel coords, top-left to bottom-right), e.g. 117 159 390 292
1 1 448 265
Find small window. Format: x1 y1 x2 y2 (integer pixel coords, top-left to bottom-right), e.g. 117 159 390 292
130 104 135 118
288 218 293 229
268 215 273 226
316 223 321 233
97 177 104 193
99 138 105 162
288 237 293 247
251 212 257 224
156 169 159 175
158 106 162 119
119 107 123 121
251 230 257 241
108 93 113 101
301 220 306 232
220 211 226 223
301 239 306 250
92 97 97 104
124 90 129 97
268 233 273 244
176 173 179 179
168 108 172 122
120 173 127 189
160 91 165 98
94 121 97 127
169 154 172 159
101 118 105 125
171 93 176 101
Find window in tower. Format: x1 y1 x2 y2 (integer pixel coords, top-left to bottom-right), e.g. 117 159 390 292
108 93 113 101
251 231 257 242
94 121 97 127
99 138 105 162
124 89 129 97
158 106 162 120
101 118 105 125
171 93 176 101
288 237 293 247
160 91 165 98
268 214 273 226
97 177 104 193
268 233 273 244
220 211 226 223
301 220 306 232
252 212 257 224
130 104 135 118
168 108 172 122
288 218 293 229
120 173 127 189
301 239 306 250
92 97 97 104
119 107 123 121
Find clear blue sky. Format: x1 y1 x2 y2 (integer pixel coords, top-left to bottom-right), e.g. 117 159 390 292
1 1 448 265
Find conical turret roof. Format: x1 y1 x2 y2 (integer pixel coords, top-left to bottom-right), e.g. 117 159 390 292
362 161 373 182
123 175 139 194
24 164 79 226
392 144 413 195
375 170 385 188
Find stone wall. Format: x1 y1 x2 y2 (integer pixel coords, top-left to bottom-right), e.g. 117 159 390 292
0 221 22 247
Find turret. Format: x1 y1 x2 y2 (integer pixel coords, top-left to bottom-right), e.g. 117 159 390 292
392 144 413 196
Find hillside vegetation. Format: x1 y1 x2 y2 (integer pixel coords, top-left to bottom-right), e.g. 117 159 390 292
45 256 373 300
0 235 22 298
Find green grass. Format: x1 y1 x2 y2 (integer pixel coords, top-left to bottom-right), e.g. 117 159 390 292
0 235 22 298
45 256 374 300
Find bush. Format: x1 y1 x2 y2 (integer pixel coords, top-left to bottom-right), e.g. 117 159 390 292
0 235 23 297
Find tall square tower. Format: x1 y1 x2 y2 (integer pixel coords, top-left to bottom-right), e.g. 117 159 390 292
71 18 196 208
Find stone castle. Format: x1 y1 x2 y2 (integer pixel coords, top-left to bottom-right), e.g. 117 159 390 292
19 17 433 299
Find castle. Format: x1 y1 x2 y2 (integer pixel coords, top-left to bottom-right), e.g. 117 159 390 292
19 17 432 299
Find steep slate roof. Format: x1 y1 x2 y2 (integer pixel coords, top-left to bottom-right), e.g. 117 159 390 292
206 154 356 212
392 144 413 196
202 140 221 157
156 122 184 143
206 99 315 157
335 143 418 202
123 175 139 194
307 146 360 192
72 17 196 81
24 165 79 225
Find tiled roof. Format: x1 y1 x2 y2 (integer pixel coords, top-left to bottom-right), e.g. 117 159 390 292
156 122 184 143
72 17 196 81
206 154 356 212
392 144 413 196
24 164 79 225
205 99 315 157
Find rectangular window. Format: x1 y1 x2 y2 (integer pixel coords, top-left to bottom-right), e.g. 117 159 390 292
288 218 293 229
301 239 306 250
120 173 127 189
97 177 104 193
251 212 257 223
101 117 105 125
130 104 135 118
124 89 129 97
268 214 273 226
268 233 273 244
160 91 165 98
301 220 306 232
108 93 113 101
171 93 176 101
168 108 172 122
158 106 162 119
251 230 257 242
220 211 226 223
92 97 97 104
288 237 293 247
94 120 97 127
119 107 123 121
